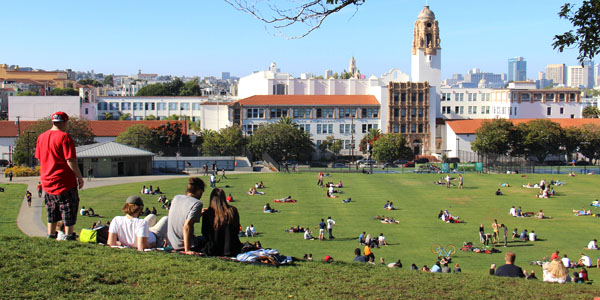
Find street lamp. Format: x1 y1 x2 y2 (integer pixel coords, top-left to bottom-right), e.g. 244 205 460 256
27 131 35 167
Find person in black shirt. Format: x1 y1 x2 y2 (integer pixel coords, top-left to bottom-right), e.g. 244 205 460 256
495 252 525 278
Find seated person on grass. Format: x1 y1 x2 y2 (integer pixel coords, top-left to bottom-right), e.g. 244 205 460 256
496 189 503 196
263 203 278 213
326 190 337 198
304 228 315 240
335 180 343 188
537 210 552 219
586 239 598 250
256 181 265 189
519 229 528 241
591 200 600 207
274 196 295 203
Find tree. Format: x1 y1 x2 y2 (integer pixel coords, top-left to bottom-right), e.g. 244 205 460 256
331 72 339 79
319 135 342 157
358 128 381 152
340 70 352 79
179 78 202 96
249 122 314 162
562 126 582 162
12 117 95 165
51 88 79 96
578 123 600 163
77 79 103 87
152 122 191 156
136 83 168 96
119 113 131 120
201 126 244 156
372 133 413 162
103 75 114 87
553 1 600 64
225 0 365 39
520 120 564 162
472 119 515 156
115 124 158 151
144 115 157 120
103 112 113 120
582 106 600 118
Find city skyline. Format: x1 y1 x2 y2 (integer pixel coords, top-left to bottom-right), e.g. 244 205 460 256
1 0 585 80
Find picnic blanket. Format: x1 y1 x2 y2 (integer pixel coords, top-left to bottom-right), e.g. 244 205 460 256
274 199 296 203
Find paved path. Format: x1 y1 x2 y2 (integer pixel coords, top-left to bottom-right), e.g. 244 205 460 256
6 173 235 237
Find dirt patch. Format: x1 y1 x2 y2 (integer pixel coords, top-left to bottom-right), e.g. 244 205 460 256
446 196 472 205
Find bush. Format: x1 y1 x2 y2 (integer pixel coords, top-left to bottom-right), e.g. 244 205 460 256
4 165 40 177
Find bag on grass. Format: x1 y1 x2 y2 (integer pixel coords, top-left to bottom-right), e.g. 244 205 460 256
79 228 97 243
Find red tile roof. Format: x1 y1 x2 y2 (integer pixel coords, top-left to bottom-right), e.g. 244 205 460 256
231 95 380 106
447 118 600 134
0 120 185 137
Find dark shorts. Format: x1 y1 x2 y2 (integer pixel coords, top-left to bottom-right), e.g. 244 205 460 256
45 187 80 226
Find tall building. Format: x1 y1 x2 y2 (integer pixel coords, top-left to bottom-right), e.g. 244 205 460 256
546 64 566 86
595 64 600 87
508 57 527 82
568 61 593 88
411 5 441 153
221 72 230 81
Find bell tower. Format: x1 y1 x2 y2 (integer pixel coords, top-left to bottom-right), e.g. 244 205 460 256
411 5 441 155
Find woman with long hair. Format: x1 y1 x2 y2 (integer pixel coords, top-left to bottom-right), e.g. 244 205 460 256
201 188 242 256
543 258 570 283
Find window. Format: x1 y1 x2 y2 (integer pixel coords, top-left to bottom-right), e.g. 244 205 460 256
459 93 464 101
362 124 367 133
393 93 399 103
454 106 459 114
134 102 143 110
85 108 88 114
393 124 399 133
168 103 177 110
394 109 399 118
546 93 555 101
339 108 355 118
485 106 490 114
411 124 417 133
339 124 351 134
514 107 517 115
418 93 423 102
547 107 552 116
299 124 310 133
570 93 576 100
328 124 333 134
468 93 473 101
459 106 464 114
180 102 190 110
560 107 564 114
533 93 542 101
401 124 406 133
317 124 322 134
121 102 131 110
144 102 154 110
293 108 311 118
273 84 287 95
157 103 166 111
418 124 423 133
473 106 477 114
316 108 333 118
401 108 406 117
401 93 406 102
418 109 423 118
247 108 265 119
468 106 472 114
192 103 201 110
316 108 323 118
441 93 449 101
411 93 416 102
473 93 477 101
109 102 119 110
97 102 107 110
270 108 287 118
559 93 565 101
521 93 530 101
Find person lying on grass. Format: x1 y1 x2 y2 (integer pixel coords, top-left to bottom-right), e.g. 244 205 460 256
439 209 463 223
248 187 264 195
591 200 600 207
107 195 168 251
573 208 592 216
285 225 305 233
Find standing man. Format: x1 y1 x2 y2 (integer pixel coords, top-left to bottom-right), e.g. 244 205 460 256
316 219 326 241
87 166 93 181
494 252 525 278
458 175 463 189
327 216 336 239
36 181 43 198
167 177 205 254
35 112 84 240
8 170 13 181
445 174 450 189
492 219 500 244
502 224 508 247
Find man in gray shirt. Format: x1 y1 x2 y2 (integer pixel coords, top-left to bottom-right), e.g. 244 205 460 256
167 177 205 253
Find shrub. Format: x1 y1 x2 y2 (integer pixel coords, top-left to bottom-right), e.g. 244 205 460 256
4 165 40 177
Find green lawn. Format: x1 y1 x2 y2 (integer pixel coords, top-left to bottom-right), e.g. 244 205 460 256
0 183 27 236
73 172 600 275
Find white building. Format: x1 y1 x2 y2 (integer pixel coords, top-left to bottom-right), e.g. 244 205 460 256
546 64 566 86
8 96 81 121
568 63 594 88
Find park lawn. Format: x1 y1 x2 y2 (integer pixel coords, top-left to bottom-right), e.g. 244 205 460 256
72 172 600 275
1 235 599 300
0 183 27 236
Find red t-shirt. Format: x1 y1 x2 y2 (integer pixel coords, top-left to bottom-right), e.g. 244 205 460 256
35 129 77 195
37 184 42 191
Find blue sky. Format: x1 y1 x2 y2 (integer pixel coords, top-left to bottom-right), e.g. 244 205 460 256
0 0 583 80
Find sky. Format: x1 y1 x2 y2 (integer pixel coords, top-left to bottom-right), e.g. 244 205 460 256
0 0 584 80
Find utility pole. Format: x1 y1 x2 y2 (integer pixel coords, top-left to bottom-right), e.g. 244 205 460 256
15 116 20 137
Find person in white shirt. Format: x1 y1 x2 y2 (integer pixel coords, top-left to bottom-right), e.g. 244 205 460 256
528 230 537 241
107 195 168 251
326 216 336 239
561 254 571 268
509 206 517 217
578 253 592 267
378 233 388 246
587 239 598 250
304 228 314 240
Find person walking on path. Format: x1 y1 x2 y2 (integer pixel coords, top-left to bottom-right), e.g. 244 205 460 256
35 112 84 240
327 216 336 239
26 191 32 208
37 182 43 198
87 167 93 181
8 170 13 182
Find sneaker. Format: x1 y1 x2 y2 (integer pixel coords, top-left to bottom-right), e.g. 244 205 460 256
65 233 77 241
47 233 57 239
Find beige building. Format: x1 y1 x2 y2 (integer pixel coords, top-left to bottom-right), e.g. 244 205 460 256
546 64 566 86
387 82 431 155
0 64 75 94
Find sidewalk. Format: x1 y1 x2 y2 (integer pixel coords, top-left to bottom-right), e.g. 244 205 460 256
7 174 194 237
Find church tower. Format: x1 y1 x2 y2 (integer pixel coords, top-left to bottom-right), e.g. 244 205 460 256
411 5 441 155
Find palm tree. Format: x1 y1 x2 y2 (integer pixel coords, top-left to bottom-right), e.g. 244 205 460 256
359 128 381 152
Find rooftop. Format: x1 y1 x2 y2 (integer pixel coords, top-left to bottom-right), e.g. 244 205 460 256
231 95 380 106
447 118 600 134
76 141 154 158
0 120 185 137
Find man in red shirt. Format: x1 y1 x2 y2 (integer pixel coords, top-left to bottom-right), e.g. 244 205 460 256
35 112 84 240
37 181 43 198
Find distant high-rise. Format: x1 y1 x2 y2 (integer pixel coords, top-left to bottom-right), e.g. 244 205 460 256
595 64 600 87
508 57 527 82
221 72 230 80
545 64 566 86
324 69 333 79
568 60 593 88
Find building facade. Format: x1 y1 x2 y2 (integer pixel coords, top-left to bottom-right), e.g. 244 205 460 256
546 64 566 86
387 82 431 155
508 57 527 82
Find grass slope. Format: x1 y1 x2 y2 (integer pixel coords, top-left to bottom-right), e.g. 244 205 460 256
0 183 27 236
73 173 600 275
1 236 599 300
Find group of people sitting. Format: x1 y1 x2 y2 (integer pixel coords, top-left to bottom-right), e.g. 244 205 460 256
243 224 256 237
325 184 341 198
107 177 244 257
325 181 343 188
80 206 99 217
140 185 161 195
157 195 170 209
514 228 537 241
358 232 389 248
247 187 265 195
438 209 463 223
508 206 534 217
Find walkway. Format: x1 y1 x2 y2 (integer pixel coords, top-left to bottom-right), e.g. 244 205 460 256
8 174 194 237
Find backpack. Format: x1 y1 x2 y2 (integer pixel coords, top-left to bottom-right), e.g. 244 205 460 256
79 226 109 244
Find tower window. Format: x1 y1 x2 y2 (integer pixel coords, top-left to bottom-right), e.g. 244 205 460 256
426 22 432 28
